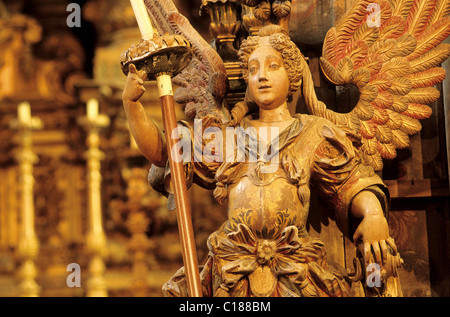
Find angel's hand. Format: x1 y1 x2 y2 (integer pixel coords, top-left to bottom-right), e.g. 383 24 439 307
123 63 147 102
350 190 398 269
353 213 398 268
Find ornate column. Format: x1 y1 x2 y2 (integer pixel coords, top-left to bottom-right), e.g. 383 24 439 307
109 148 162 296
200 0 246 106
240 0 292 35
123 163 152 297
78 98 110 297
10 102 43 297
241 3 267 36
200 0 242 62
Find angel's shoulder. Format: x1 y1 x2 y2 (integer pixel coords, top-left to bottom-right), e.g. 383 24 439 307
294 113 346 139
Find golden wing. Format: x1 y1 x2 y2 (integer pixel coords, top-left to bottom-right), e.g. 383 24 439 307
314 0 450 171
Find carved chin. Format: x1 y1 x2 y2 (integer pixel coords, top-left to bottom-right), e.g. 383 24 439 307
252 92 274 107
255 98 282 110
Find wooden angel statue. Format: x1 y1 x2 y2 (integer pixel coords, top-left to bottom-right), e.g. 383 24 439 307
120 0 450 297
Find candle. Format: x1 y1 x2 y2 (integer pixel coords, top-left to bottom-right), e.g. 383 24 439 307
87 98 99 120
130 0 154 41
18 102 31 123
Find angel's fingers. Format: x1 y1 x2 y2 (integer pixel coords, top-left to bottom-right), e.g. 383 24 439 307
352 228 362 245
129 63 137 74
379 240 388 263
138 69 147 81
371 241 382 265
386 237 398 255
363 242 371 266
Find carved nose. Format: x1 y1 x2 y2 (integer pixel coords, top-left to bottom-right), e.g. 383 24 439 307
258 66 268 81
258 72 268 81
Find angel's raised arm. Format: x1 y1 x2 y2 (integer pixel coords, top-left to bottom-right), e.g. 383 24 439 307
122 63 168 167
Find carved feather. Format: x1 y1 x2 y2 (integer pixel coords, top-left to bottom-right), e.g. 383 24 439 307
144 0 229 121
351 23 379 45
375 125 393 143
360 120 377 139
430 0 450 24
362 136 378 154
407 17 450 60
406 67 447 88
372 106 390 125
372 91 394 108
357 54 384 74
377 141 397 159
391 128 410 148
400 115 422 135
390 0 415 18
390 95 408 112
370 73 393 91
323 28 338 64
144 0 178 35
380 16 407 38
387 77 412 96
381 57 410 77
406 0 437 37
409 43 450 72
404 87 441 104
403 103 432 119
386 109 403 129
362 151 383 171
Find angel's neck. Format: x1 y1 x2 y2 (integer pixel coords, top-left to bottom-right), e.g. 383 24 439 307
258 102 292 123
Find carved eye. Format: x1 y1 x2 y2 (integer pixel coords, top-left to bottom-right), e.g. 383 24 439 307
270 63 280 70
249 66 258 74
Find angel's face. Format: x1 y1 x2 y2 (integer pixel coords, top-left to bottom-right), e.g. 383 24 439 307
247 43 290 110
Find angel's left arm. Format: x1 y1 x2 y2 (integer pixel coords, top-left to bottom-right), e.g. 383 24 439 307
311 122 397 267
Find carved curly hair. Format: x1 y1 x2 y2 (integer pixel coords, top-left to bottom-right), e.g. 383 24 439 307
238 25 304 98
228 25 305 126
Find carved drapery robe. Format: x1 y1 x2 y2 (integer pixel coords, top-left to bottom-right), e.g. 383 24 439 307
149 114 390 297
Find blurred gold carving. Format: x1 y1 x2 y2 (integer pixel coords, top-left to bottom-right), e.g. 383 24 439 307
125 167 152 297
0 10 85 104
10 101 43 297
78 98 110 297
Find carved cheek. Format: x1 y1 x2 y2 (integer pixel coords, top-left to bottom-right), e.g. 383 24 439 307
248 76 261 101
274 71 290 96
